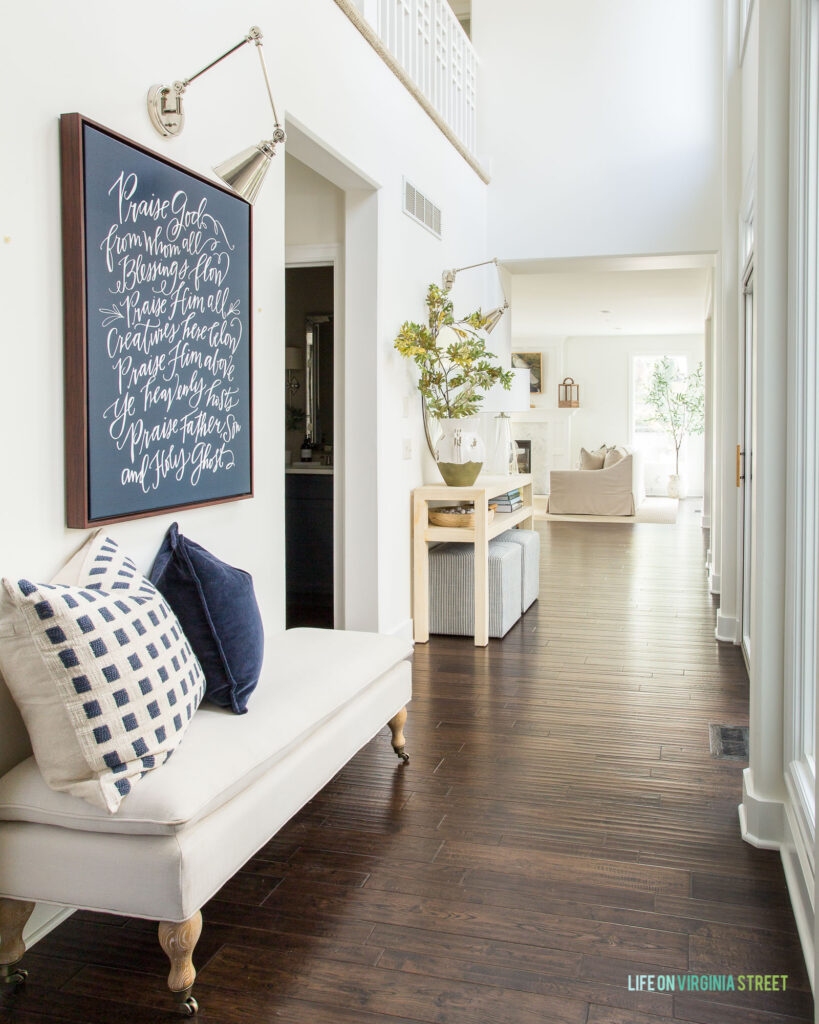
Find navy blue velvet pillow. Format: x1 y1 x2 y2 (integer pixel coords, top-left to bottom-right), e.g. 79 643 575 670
149 524 264 714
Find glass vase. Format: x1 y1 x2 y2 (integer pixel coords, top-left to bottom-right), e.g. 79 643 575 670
433 417 485 486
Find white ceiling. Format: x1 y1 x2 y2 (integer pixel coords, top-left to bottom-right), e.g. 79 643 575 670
508 267 711 337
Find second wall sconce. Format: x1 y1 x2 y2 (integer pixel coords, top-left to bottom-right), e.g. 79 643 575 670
147 26 286 204
441 257 509 334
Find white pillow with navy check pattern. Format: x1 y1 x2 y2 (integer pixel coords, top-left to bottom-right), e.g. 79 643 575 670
0 533 205 813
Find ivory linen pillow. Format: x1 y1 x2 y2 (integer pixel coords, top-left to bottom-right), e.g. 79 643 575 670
579 447 606 470
604 447 626 468
0 532 205 813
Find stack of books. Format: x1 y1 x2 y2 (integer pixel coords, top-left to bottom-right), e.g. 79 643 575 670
490 487 524 513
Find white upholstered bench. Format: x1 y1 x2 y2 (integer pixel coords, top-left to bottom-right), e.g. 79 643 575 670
0 626 412 1014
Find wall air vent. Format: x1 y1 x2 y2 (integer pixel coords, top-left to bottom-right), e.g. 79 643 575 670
403 178 442 239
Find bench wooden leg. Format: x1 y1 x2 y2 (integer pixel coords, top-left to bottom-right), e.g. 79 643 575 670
0 898 35 987
158 911 202 1016
388 707 410 764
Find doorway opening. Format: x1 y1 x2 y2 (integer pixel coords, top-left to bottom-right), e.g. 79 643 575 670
285 265 335 628
283 115 380 634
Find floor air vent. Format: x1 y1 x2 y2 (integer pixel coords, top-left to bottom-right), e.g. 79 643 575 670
403 179 442 238
708 724 749 760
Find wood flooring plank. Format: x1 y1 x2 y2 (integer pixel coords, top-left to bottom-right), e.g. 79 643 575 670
436 840 691 896
672 992 813 1024
59 963 423 1024
202 944 590 1024
587 1008 676 1024
366 921 582 978
652 894 799 936
371 940 676 1017
259 880 690 967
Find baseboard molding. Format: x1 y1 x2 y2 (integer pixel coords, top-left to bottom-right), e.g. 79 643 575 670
715 610 736 642
388 619 413 642
709 572 720 595
23 903 74 947
740 767 785 848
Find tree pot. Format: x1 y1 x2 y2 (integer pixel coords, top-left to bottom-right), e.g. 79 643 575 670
667 474 686 499
433 417 485 486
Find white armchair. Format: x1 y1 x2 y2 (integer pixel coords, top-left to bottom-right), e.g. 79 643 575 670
548 446 645 516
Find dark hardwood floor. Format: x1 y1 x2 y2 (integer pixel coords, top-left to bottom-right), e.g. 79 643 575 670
1 503 813 1023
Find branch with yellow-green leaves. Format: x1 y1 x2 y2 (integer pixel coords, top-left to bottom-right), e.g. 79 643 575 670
394 284 512 419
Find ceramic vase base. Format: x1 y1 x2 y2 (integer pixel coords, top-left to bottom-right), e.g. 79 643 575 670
667 475 686 499
437 461 483 486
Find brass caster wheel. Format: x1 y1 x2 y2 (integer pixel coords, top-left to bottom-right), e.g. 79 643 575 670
172 986 198 1016
394 747 410 765
1 966 28 987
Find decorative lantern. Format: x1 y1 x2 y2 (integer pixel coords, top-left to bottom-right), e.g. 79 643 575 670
558 377 580 408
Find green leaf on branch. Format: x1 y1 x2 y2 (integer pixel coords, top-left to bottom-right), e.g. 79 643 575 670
393 284 513 418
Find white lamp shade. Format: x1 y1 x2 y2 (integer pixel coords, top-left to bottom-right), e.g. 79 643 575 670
285 347 304 371
479 368 531 413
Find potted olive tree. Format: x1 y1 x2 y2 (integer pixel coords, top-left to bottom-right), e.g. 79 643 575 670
394 284 512 485
643 357 705 498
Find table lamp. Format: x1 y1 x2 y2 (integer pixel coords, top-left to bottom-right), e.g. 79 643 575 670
480 368 531 475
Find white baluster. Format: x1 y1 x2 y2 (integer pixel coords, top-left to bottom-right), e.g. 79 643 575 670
375 0 477 155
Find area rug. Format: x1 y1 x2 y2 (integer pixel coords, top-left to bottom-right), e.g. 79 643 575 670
533 496 678 525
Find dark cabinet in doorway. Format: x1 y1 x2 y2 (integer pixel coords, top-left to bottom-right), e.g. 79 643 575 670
285 471 333 628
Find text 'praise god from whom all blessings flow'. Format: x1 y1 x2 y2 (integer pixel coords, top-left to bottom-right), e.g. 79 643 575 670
81 124 252 520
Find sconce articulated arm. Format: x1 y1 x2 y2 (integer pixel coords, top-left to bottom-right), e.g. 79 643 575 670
441 257 509 333
148 25 286 150
442 257 499 293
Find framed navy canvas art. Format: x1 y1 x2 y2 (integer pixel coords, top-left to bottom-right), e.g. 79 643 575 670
60 114 253 528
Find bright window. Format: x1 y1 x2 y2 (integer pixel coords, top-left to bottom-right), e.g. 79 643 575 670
631 355 688 495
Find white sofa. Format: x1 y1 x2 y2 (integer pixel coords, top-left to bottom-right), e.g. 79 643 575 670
0 627 411 1014
548 446 646 516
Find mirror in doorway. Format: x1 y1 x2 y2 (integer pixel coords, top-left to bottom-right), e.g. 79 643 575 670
304 314 334 462
284 266 334 466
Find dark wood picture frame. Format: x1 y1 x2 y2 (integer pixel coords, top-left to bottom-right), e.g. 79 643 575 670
60 113 254 529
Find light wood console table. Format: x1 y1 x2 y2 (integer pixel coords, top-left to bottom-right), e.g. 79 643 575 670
412 474 534 647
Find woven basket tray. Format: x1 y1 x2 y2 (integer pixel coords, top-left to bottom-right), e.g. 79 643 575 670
428 506 495 528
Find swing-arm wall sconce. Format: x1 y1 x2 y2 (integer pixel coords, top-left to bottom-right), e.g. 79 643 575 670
147 26 286 204
441 257 509 333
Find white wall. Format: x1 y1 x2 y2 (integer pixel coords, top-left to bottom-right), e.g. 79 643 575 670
285 154 345 248
564 335 706 495
0 0 492 653
472 0 723 259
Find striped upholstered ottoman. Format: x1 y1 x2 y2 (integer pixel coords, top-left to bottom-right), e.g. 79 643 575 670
428 540 522 639
496 528 540 612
